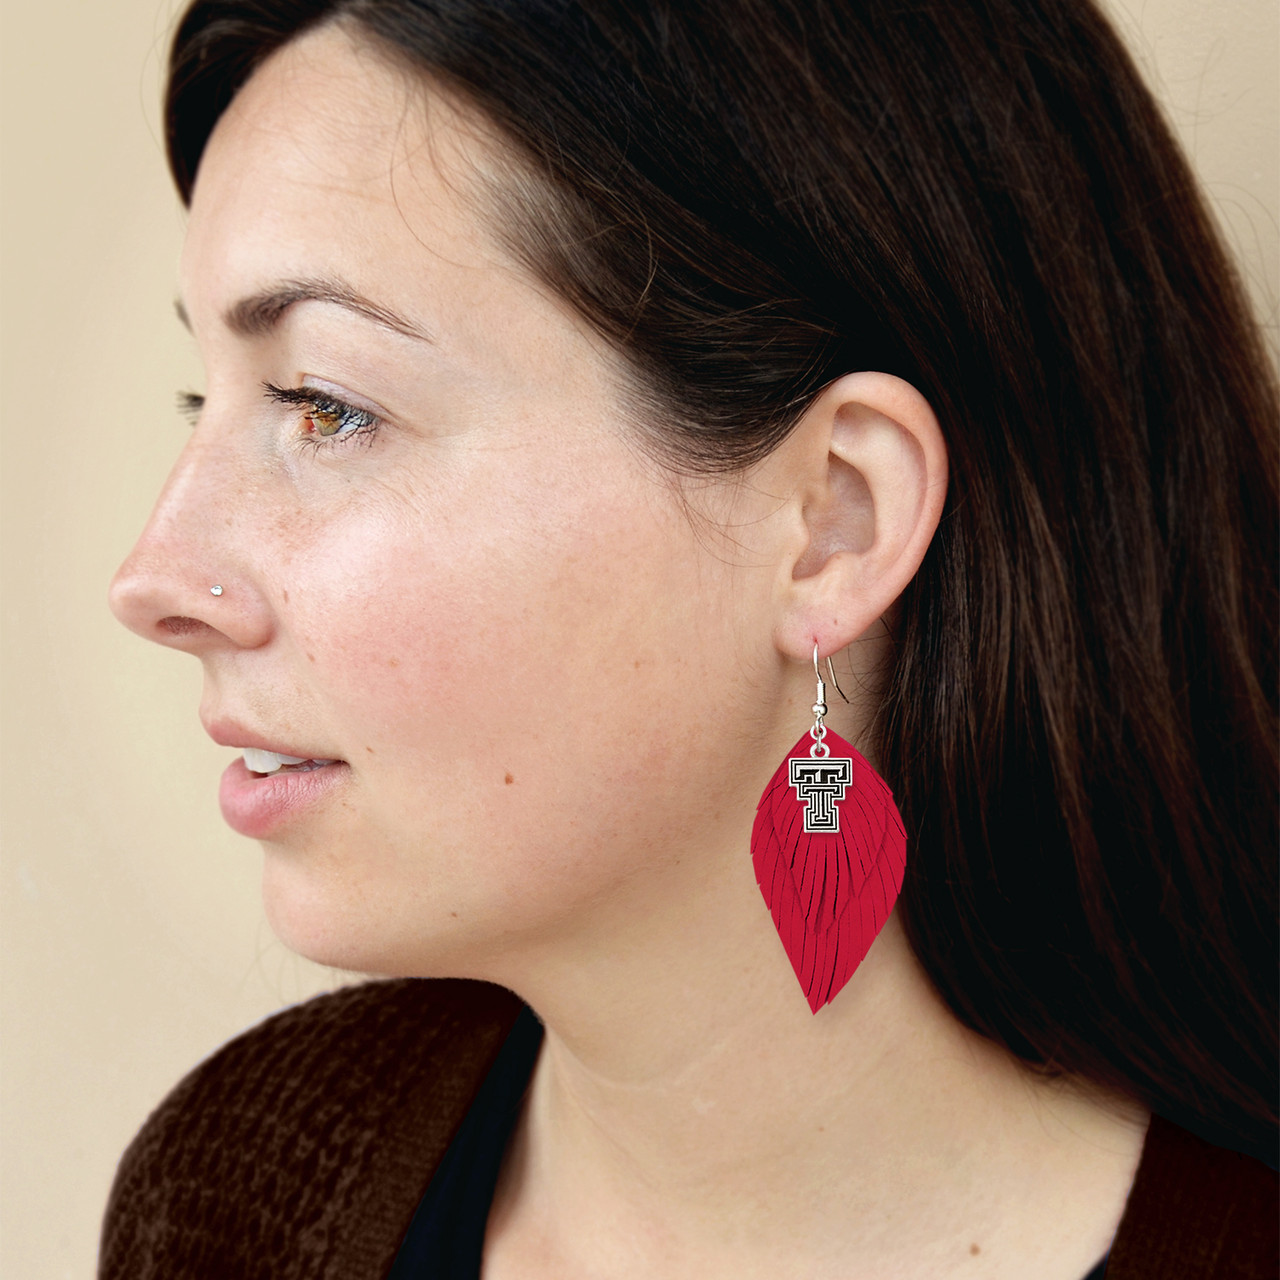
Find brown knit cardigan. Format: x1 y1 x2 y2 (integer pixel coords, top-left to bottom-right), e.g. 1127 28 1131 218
98 978 1277 1279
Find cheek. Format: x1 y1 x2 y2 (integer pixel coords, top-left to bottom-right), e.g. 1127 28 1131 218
281 448 704 758
251 418 782 984
273 457 727 907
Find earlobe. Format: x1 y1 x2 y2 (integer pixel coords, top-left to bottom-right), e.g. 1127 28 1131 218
774 371 948 661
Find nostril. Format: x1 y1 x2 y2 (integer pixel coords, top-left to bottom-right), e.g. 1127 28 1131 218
160 616 214 638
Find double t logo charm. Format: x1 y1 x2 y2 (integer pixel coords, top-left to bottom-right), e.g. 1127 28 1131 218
789 754 853 833
750 646 908 1012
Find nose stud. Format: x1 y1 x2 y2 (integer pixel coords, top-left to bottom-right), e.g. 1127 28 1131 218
210 584 224 596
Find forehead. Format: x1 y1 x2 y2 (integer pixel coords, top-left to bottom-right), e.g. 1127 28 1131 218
180 21 510 334
176 17 634 407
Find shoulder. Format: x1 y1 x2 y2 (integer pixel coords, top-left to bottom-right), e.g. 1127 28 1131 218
1111 1112 1278 1278
98 977 526 1280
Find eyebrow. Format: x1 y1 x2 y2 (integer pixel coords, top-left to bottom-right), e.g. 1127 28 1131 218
173 277 434 344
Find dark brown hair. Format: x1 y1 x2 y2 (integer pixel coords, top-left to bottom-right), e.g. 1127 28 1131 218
165 0 1278 1163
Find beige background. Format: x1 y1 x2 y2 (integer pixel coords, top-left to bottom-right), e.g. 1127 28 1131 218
0 0 1275 1275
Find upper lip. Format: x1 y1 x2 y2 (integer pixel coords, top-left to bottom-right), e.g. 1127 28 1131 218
203 718 340 760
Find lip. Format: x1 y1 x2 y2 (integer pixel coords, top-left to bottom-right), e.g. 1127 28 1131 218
203 718 333 761
219 756 350 838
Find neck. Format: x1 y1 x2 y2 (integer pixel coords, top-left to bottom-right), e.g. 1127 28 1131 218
483 842 1149 1277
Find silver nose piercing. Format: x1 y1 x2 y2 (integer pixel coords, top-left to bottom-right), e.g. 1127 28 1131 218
210 584 224 596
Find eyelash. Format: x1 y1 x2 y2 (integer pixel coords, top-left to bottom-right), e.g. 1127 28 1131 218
177 390 204 424
175 385 382 449
264 382 382 449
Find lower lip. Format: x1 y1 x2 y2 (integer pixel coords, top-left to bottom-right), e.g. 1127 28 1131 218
218 757 349 838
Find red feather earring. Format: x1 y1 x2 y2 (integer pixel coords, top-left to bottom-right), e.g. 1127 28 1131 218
751 644 908 1012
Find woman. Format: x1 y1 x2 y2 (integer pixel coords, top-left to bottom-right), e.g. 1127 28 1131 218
100 0 1277 1276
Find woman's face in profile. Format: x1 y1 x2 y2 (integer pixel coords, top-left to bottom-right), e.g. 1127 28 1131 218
110 22 789 979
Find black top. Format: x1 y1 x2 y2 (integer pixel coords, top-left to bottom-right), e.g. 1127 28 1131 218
387 1004 545 1279
389 1006 1111 1279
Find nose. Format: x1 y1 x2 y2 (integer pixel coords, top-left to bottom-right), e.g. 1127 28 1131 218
109 432 272 654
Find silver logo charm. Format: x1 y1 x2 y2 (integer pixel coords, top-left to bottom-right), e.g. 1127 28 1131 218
789 755 853 832
791 645 854 833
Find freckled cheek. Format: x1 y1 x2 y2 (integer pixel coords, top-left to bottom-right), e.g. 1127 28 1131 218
283 483 694 777
293 565 476 745
273 517 535 744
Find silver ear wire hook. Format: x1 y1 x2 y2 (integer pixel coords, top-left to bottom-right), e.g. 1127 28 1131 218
809 642 849 759
811 643 849 704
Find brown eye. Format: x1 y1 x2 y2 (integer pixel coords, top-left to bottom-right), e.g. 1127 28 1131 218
304 409 344 437
262 382 381 447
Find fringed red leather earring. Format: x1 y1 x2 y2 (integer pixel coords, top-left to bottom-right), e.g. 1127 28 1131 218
751 644 907 1012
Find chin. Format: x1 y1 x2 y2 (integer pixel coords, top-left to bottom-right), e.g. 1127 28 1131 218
257 848 501 982
260 867 373 974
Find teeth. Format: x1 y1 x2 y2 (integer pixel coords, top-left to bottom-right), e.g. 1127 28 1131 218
243 748 309 775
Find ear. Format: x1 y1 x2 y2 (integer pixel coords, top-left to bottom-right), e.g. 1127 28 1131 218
771 372 948 661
